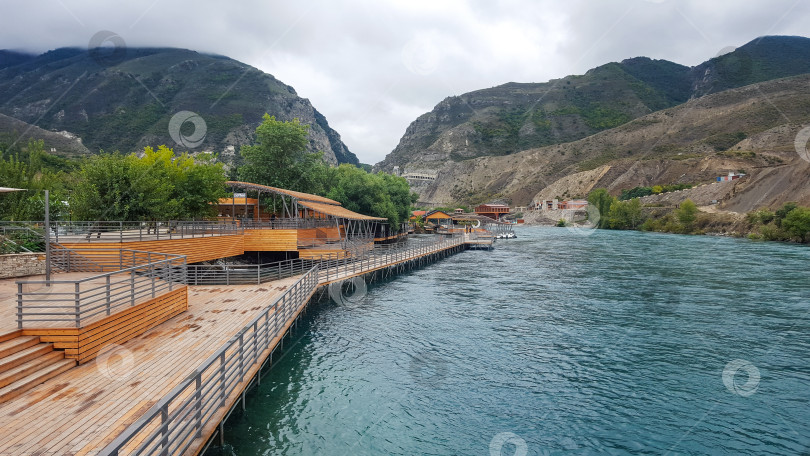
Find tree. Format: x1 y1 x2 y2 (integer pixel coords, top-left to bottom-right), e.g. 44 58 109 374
676 199 698 231
782 207 810 243
587 188 616 228
774 202 798 227
0 139 68 221
70 145 226 221
608 198 644 229
238 114 324 192
323 165 412 227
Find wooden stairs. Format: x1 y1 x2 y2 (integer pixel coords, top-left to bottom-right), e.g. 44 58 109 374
0 333 76 404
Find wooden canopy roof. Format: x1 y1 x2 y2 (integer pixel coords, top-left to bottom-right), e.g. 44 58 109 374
226 181 340 206
298 200 387 221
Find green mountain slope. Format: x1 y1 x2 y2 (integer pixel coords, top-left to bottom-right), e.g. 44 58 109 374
377 36 810 172
0 47 358 165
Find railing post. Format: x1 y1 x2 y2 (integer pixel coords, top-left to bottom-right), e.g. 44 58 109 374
16 282 23 329
220 351 226 406
160 403 169 456
253 321 258 363
238 334 244 381
131 269 136 306
119 221 123 243
106 275 111 315
195 371 202 438
75 282 81 328
149 253 155 298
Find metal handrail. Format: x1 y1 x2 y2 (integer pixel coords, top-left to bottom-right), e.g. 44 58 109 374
47 221 242 243
317 233 466 283
186 258 316 286
238 218 336 230
16 250 187 328
99 265 320 456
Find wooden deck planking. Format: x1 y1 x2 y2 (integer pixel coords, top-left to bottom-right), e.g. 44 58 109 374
242 229 298 251
0 277 299 455
0 237 469 455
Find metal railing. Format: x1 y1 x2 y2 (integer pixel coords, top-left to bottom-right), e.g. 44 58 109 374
297 236 346 249
49 221 242 243
186 258 315 286
316 233 466 283
183 234 465 287
0 224 45 253
16 250 187 328
47 248 171 274
238 218 337 230
99 265 320 456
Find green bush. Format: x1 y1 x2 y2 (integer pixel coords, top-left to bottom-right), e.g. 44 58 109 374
782 207 810 242
747 209 775 225
774 202 798 227
676 199 698 232
759 223 788 241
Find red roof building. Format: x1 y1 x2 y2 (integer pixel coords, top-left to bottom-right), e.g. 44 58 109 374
474 203 510 220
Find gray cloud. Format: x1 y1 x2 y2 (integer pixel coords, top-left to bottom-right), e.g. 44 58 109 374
2 0 810 164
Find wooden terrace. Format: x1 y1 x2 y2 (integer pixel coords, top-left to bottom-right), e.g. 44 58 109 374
0 233 477 455
0 179 493 455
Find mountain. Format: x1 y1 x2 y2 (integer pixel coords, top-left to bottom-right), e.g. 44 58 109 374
376 36 810 211
0 50 36 70
0 47 358 165
406 73 810 212
377 36 810 170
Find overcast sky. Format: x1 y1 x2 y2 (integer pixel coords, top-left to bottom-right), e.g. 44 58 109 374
2 0 809 164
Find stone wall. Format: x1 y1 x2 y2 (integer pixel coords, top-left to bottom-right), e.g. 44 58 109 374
0 253 46 279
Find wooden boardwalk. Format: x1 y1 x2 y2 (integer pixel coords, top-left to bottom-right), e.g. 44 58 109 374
0 278 298 455
0 234 475 455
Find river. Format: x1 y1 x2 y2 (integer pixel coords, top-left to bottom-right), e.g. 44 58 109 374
205 227 810 455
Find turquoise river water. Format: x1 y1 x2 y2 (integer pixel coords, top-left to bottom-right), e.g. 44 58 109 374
205 227 810 455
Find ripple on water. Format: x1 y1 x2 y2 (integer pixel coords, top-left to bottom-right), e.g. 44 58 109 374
208 228 810 456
